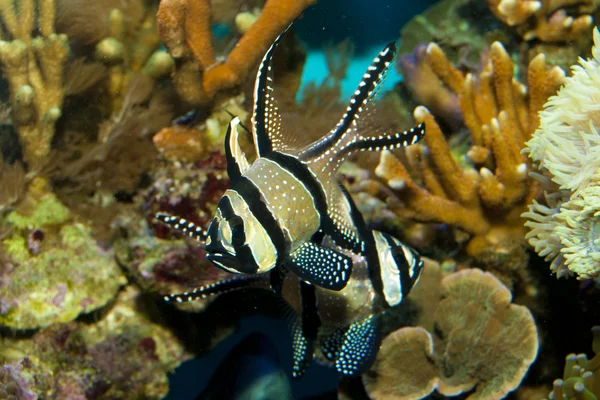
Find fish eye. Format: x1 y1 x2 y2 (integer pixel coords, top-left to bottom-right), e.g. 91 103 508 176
228 215 244 230
228 216 245 248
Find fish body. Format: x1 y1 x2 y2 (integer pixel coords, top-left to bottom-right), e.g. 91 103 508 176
162 225 424 378
157 23 425 291
280 203 424 377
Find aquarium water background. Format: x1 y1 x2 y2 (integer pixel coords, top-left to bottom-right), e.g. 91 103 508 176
1 0 600 399
167 2 439 398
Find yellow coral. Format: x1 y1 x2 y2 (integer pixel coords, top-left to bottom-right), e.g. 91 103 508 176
487 0 596 42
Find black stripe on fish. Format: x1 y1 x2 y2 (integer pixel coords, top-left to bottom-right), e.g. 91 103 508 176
301 42 397 160
266 151 364 254
382 232 424 299
229 178 288 264
336 185 386 304
219 181 288 273
207 196 258 274
252 22 295 157
291 281 321 379
336 185 424 309
155 213 207 242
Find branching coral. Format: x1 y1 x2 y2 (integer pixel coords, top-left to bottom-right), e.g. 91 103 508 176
0 0 70 172
549 326 600 399
157 0 316 104
57 0 174 112
370 41 564 277
363 266 539 400
487 0 597 42
524 27 600 279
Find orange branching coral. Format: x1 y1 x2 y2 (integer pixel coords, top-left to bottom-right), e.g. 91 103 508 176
157 0 316 104
363 267 539 400
487 0 596 42
372 42 564 272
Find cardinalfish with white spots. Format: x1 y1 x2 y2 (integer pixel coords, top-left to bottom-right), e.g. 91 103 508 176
161 217 424 378
274 187 425 378
156 22 425 292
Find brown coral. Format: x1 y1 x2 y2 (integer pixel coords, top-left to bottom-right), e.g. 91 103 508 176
487 0 596 42
157 0 316 104
363 267 539 400
370 41 564 277
0 0 69 172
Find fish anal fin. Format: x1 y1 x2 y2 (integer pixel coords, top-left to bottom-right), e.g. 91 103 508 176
321 328 344 362
335 315 381 376
286 242 353 291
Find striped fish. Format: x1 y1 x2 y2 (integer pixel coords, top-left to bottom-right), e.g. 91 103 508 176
157 24 425 291
278 188 424 378
161 223 424 378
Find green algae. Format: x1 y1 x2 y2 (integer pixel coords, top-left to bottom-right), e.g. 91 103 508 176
5 191 70 229
0 186 126 330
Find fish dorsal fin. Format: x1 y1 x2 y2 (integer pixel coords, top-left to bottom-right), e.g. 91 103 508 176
225 117 251 182
300 42 425 175
252 23 295 157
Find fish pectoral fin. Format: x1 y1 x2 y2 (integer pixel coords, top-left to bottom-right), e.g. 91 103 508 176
286 242 353 291
162 275 270 304
331 315 382 376
225 116 251 182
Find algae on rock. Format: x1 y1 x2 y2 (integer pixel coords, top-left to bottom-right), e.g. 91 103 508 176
0 178 125 330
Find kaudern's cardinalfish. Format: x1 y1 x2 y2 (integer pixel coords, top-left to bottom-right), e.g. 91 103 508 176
156 22 425 292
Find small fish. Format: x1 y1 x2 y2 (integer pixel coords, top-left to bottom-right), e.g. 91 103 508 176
278 188 425 378
172 109 198 126
161 222 424 378
157 24 425 291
